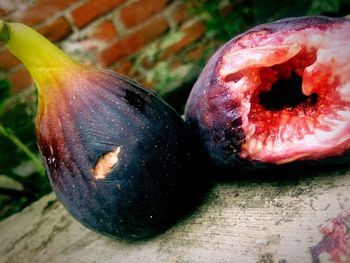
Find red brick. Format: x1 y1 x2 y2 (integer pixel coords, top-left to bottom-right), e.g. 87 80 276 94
140 56 155 69
114 60 133 76
171 59 182 69
0 50 21 70
137 78 152 89
186 43 207 62
91 21 118 41
0 8 7 17
99 16 169 66
71 0 125 28
220 3 233 17
9 67 33 94
38 17 72 42
16 0 76 26
120 0 168 28
169 2 190 25
82 21 118 50
162 20 205 59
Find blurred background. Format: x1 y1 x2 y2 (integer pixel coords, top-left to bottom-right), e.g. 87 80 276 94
0 0 349 220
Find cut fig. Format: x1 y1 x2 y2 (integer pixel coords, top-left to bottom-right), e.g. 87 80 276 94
0 21 209 240
185 16 350 168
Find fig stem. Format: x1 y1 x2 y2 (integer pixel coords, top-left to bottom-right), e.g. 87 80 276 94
0 124 45 177
0 20 80 92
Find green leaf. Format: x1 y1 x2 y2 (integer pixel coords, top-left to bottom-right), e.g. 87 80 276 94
308 0 341 15
0 79 10 111
0 90 47 181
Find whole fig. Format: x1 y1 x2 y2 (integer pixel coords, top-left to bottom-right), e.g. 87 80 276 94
0 21 209 240
185 16 350 168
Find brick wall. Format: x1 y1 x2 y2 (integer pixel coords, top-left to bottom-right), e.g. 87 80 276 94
0 0 211 96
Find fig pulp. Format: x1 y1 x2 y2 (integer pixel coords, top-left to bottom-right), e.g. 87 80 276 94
0 21 208 240
185 16 350 168
310 211 350 262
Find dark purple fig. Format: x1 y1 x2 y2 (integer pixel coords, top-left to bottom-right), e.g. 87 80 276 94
0 21 209 240
185 16 350 168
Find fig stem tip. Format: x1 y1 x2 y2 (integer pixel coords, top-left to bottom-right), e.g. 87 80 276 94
0 20 10 42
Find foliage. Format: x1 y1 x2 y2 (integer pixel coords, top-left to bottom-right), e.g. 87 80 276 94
0 79 10 110
0 83 50 220
185 0 350 42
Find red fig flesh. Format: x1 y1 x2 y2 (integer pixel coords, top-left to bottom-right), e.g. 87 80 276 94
310 211 350 262
185 16 350 167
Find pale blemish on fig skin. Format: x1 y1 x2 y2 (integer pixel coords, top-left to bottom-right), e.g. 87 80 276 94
92 146 121 180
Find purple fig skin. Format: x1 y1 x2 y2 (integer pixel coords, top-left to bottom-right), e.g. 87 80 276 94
185 16 350 168
37 70 211 240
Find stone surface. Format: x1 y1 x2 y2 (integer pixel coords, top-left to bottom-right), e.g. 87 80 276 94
1 166 349 262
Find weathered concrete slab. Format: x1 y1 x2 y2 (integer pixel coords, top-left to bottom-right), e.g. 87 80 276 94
1 167 349 263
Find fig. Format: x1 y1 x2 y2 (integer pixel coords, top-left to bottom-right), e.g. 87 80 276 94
185 16 350 168
0 21 209 240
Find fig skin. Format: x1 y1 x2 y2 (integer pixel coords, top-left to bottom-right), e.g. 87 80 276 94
38 71 209 240
185 16 350 169
0 21 210 240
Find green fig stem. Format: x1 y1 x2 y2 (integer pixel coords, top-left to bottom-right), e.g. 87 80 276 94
0 124 45 177
0 20 80 91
